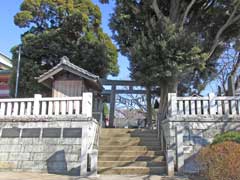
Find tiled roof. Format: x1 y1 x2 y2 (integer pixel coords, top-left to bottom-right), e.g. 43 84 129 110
0 52 12 68
38 56 99 82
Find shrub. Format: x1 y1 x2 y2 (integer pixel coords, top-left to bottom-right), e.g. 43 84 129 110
212 131 240 144
197 141 240 180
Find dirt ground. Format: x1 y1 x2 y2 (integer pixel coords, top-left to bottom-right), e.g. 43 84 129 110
0 172 190 180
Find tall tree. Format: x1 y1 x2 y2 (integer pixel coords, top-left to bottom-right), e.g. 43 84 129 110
11 0 119 97
105 0 240 120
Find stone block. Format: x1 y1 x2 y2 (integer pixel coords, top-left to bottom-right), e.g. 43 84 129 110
59 138 82 145
42 145 58 153
0 153 9 161
8 153 31 161
21 161 37 169
18 139 34 145
65 154 80 162
32 153 50 161
41 138 59 145
32 138 43 145
23 145 44 153
0 161 17 169
0 145 22 153
0 139 19 145
71 145 81 153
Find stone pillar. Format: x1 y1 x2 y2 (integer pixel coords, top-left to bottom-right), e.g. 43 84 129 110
82 93 93 117
176 125 184 173
33 94 42 115
168 93 177 116
209 93 216 115
109 85 116 128
89 149 98 176
80 124 88 176
166 149 175 176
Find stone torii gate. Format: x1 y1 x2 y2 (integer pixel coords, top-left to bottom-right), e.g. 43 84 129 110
100 79 157 127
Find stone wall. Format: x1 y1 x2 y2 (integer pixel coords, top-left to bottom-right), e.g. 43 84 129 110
161 115 240 173
0 115 98 176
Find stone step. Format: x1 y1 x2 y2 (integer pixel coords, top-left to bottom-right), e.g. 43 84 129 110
100 130 158 136
99 150 163 156
101 128 157 133
98 155 165 161
98 161 166 167
98 166 166 175
100 140 160 146
100 129 158 137
100 133 158 138
98 128 166 175
99 146 161 151
100 137 159 142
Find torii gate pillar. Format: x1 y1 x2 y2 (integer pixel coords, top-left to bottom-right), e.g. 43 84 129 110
109 85 116 127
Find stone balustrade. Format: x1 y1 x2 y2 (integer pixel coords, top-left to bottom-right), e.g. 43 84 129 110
0 93 93 118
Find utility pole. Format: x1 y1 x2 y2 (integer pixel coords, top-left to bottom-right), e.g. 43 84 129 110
15 46 21 98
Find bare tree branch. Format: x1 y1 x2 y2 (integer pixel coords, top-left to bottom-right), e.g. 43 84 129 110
230 52 240 78
181 0 196 27
150 0 164 20
207 2 240 60
215 45 240 95
169 0 180 22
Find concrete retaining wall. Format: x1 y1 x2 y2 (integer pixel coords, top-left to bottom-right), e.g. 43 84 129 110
0 115 99 176
162 115 240 173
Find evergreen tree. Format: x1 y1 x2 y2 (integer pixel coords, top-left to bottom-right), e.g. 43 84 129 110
104 0 240 119
11 0 119 97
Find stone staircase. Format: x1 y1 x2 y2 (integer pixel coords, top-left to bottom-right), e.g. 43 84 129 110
98 128 166 175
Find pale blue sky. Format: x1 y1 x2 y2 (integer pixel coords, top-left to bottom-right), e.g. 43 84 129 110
0 0 130 80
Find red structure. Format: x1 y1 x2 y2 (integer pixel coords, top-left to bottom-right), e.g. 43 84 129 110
0 53 12 98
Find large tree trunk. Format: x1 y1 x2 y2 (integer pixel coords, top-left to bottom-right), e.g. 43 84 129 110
159 79 178 121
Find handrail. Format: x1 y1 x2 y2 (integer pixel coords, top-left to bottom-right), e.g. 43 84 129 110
0 98 34 102
40 97 83 101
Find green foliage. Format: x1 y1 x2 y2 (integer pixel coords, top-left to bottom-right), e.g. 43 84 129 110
12 0 119 97
212 131 240 144
197 141 240 180
109 0 240 94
